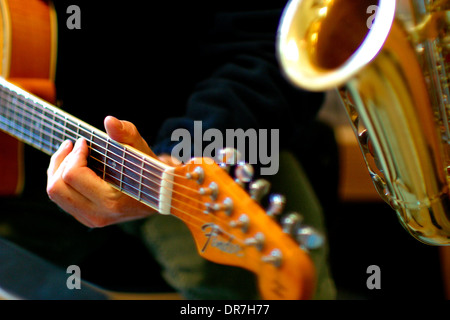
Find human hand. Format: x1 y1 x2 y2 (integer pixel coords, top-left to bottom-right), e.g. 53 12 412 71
46 116 159 228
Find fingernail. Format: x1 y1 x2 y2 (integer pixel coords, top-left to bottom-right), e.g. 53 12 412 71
108 116 123 130
74 138 85 149
62 140 72 149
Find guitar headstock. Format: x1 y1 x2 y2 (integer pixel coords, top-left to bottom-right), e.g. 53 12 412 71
170 149 324 300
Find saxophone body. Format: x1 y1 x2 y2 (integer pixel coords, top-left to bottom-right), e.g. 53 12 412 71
277 0 450 245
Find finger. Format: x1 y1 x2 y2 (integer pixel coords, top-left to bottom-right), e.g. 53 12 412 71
47 140 73 177
104 115 155 156
48 180 97 228
61 138 113 203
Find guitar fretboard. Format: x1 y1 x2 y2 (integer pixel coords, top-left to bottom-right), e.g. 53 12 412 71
0 77 174 214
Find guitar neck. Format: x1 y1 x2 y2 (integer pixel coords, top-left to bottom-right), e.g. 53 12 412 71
0 77 174 214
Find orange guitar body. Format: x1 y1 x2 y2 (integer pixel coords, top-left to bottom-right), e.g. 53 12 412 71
0 0 57 195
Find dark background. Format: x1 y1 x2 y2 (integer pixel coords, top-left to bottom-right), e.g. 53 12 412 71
0 0 447 300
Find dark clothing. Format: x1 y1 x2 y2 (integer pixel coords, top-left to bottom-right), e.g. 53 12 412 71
1 0 337 299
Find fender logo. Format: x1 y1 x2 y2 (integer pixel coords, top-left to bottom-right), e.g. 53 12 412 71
201 223 244 257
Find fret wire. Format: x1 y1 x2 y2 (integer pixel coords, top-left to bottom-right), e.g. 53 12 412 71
2 99 166 191
0 82 201 197
91 152 162 202
120 145 125 191
0 89 149 174
0 115 55 155
138 158 144 201
92 155 211 218
0 87 173 180
0 114 172 207
94 163 239 243
89 155 160 207
0 97 53 154
34 103 46 151
0 83 242 231
0 82 235 224
0 90 57 153
0 96 231 227
90 147 205 208
30 100 44 151
90 154 212 217
0 111 205 208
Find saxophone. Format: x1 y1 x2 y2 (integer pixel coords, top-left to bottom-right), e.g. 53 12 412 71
277 0 450 245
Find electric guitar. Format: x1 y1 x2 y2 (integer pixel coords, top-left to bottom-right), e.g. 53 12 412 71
0 0 319 300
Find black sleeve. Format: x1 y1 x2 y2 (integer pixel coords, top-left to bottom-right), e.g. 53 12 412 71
151 3 324 159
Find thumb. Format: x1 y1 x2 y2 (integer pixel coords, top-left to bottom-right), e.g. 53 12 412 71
104 116 155 157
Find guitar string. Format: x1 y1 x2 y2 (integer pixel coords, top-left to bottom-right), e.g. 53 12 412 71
0 88 298 266
0 85 197 182
0 91 205 195
0 82 277 239
0 113 238 233
0 84 306 276
3 87 187 185
0 97 265 239
0 84 245 213
0 115 262 251
0 113 208 209
2 114 264 250
0 88 252 214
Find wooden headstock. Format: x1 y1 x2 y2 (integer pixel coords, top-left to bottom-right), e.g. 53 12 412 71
170 157 318 300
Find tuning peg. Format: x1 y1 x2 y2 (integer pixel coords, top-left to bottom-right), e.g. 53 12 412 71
244 232 265 251
296 226 324 251
234 162 254 187
199 182 219 200
261 249 282 268
186 166 204 184
216 148 242 171
266 194 286 218
249 179 271 202
281 212 303 235
229 214 250 233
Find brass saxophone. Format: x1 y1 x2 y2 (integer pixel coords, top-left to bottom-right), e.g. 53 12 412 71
277 0 450 245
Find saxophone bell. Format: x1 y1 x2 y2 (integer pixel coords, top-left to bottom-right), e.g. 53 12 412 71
277 0 450 245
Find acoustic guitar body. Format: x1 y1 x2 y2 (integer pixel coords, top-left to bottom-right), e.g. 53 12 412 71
0 0 57 195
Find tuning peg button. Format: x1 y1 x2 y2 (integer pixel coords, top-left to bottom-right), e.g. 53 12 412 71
296 226 324 251
216 148 242 171
244 232 265 251
281 213 303 235
229 214 250 233
266 194 286 218
235 162 254 187
199 182 219 200
186 166 204 184
262 249 282 268
249 179 271 202
211 197 233 216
